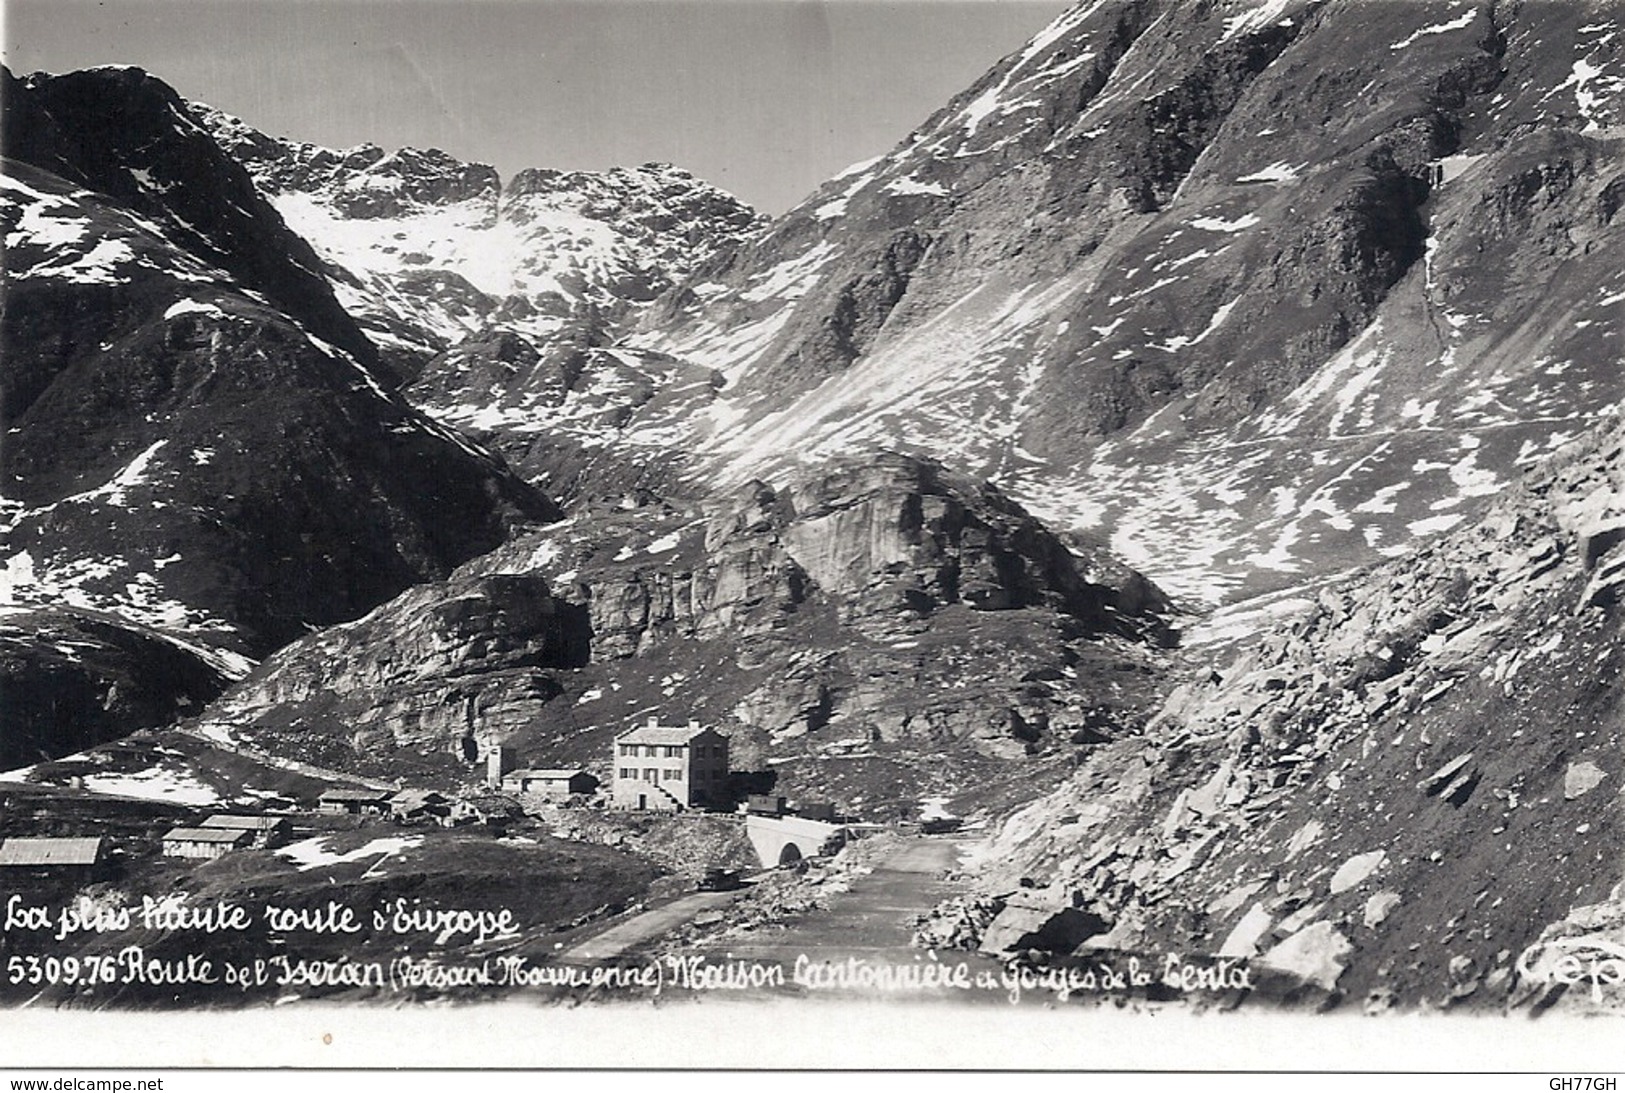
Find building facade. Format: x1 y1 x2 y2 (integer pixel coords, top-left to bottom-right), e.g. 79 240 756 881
161 827 252 859
611 719 730 811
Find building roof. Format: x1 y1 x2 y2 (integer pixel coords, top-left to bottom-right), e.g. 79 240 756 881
509 769 592 781
615 722 723 746
390 789 449 809
201 814 289 830
163 827 253 845
318 788 392 801
0 837 103 866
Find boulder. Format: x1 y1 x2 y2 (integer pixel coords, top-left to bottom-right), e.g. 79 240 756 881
1328 850 1387 895
978 894 1110 955
1255 922 1352 992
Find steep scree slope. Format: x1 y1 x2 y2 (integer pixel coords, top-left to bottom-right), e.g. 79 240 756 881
947 413 1623 1012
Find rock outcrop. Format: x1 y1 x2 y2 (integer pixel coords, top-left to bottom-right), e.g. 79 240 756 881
194 454 1175 790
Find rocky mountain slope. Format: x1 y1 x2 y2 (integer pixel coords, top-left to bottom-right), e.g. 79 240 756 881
1 66 557 759
618 0 1624 606
189 453 1176 806
3 0 1620 1016
938 413 1622 1011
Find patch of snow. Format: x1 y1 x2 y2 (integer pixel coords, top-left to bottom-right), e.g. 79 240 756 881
960 87 1003 138
882 176 949 198
64 440 168 508
1191 213 1260 233
645 530 682 554
1236 161 1302 183
82 765 221 806
740 242 836 304
1 551 37 605
828 154 884 183
1221 0 1296 42
163 299 225 321
1407 513 1466 536
277 835 422 872
18 238 136 285
1390 10 1477 51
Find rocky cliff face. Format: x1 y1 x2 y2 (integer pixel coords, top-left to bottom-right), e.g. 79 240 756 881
941 413 1623 1011
624 0 1624 606
195 454 1175 797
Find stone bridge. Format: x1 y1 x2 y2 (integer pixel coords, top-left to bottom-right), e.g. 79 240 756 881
743 813 846 867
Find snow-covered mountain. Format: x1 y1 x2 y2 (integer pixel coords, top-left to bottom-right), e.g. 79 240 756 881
199 106 765 360
620 0 1624 606
196 108 765 500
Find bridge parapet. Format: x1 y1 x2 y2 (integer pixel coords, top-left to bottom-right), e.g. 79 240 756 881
743 814 845 867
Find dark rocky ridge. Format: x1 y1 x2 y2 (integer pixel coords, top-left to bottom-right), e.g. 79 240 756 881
2 157 556 654
1 69 563 762
2 66 377 367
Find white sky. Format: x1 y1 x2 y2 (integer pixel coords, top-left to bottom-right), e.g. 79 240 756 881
3 0 1072 213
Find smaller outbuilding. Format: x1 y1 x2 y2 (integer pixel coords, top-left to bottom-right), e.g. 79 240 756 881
0 837 106 877
317 788 394 816
201 814 292 849
501 769 599 800
161 827 252 860
389 789 452 823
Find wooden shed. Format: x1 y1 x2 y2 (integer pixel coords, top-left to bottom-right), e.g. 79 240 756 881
317 788 393 816
0 837 106 877
201 814 292 849
161 827 251 859
501 769 599 800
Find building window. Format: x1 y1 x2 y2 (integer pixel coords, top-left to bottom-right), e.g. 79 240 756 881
644 745 657 758
665 745 680 758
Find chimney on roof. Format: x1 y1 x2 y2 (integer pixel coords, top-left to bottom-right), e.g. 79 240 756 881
647 716 659 728
688 719 699 729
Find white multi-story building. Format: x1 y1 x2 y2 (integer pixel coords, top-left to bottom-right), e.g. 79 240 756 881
611 718 730 811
